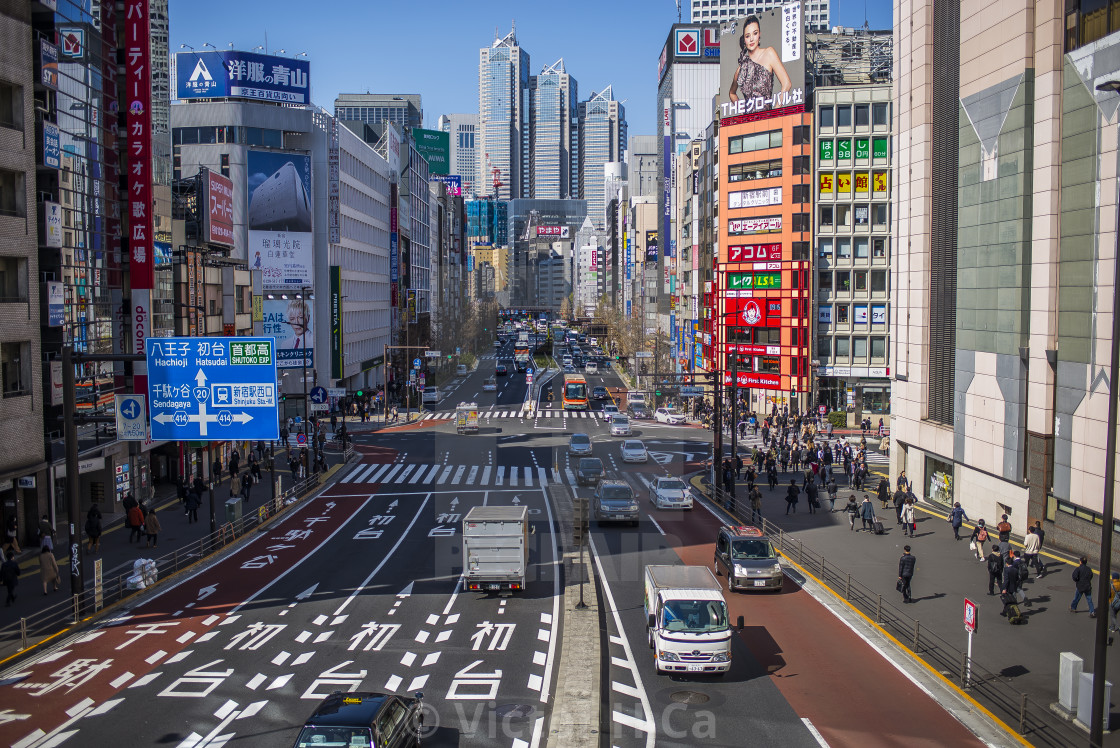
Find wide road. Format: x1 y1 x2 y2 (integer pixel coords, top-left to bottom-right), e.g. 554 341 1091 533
0 355 992 748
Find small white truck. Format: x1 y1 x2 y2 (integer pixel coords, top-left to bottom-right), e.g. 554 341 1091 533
644 565 732 675
463 506 530 594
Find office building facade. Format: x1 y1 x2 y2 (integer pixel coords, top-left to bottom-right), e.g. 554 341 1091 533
478 28 530 200
530 60 579 200
689 0 829 31
438 113 479 198
334 93 423 129
578 87 626 231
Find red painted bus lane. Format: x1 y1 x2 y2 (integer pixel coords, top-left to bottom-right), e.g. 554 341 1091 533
0 489 378 747
651 506 989 748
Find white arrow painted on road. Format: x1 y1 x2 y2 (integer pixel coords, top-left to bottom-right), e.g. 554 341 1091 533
295 583 319 601
397 582 414 598
450 498 459 508
511 496 521 504
388 500 398 511
198 584 218 601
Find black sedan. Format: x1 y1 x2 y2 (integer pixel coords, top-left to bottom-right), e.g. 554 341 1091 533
495 363 508 376
629 405 651 420
591 386 610 401
293 691 422 747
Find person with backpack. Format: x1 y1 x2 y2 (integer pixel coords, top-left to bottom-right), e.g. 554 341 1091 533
1071 557 1096 617
996 514 1013 543
969 520 991 560
949 502 969 541
986 544 1005 595
827 476 838 512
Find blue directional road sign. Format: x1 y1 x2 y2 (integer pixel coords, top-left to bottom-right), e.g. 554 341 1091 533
309 386 328 404
146 337 280 441
413 358 421 370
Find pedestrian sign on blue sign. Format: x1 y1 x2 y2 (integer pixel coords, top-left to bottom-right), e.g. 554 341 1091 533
309 386 328 404
146 337 280 441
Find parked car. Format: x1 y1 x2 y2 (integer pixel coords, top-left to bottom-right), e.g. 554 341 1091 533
649 477 693 510
422 387 441 404
576 457 605 486
569 432 593 456
609 415 632 437
293 691 423 748
495 363 508 376
591 386 610 401
713 525 783 592
620 439 648 463
654 407 687 425
593 480 640 526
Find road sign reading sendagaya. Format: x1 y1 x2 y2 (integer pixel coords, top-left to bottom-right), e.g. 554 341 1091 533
146 337 280 441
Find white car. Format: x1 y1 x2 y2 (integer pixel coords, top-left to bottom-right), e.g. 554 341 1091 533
422 386 441 404
655 407 687 425
609 415 632 436
650 477 693 510
585 362 599 374
482 377 497 392
602 404 620 421
620 439 648 463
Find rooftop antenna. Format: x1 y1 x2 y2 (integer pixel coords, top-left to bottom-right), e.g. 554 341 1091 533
676 0 681 22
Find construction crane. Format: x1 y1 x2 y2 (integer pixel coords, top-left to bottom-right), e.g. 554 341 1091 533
484 151 503 195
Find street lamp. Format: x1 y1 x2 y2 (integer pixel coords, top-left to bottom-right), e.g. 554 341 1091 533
1087 79 1120 748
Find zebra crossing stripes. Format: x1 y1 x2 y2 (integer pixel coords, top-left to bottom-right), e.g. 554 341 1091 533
341 460 619 488
412 409 610 421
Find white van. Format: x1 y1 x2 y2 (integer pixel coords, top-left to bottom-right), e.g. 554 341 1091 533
456 364 468 377
627 391 647 408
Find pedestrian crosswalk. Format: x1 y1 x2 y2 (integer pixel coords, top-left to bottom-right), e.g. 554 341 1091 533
340 460 664 492
415 409 610 421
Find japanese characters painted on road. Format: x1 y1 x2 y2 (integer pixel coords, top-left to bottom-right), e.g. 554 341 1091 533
146 337 280 441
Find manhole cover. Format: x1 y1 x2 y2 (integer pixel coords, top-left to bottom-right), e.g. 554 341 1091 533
669 690 710 704
493 704 537 722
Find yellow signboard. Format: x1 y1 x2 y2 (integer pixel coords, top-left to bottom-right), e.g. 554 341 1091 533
854 172 869 193
837 173 851 193
252 294 263 322
819 174 833 193
873 171 888 192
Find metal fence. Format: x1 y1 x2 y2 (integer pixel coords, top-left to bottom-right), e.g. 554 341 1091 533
0 447 355 664
707 485 1085 747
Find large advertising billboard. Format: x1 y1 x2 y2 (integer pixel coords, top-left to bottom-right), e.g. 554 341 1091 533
175 51 310 104
206 170 234 246
413 128 450 175
718 3 805 123
247 150 313 290
262 298 314 369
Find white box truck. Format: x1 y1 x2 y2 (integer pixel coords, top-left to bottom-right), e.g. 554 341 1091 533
644 565 732 675
463 506 530 594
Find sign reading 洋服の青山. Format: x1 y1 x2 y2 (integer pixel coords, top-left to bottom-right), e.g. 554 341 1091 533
247 150 313 290
718 3 806 123
175 50 310 104
146 337 280 442
262 298 314 369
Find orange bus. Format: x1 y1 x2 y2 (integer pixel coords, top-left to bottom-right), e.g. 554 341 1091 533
562 373 589 410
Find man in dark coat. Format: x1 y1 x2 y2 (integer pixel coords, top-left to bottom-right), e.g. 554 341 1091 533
898 546 916 603
1071 556 1096 617
877 477 890 509
986 544 1005 596
785 479 800 515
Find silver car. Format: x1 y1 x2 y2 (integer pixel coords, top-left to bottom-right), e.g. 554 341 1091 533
609 415 632 436
650 477 693 509
620 439 648 463
569 432 593 456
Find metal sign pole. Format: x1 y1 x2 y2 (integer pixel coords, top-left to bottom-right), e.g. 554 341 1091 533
62 347 83 609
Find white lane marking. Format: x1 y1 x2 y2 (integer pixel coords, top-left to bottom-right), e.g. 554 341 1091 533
510 467 518 487
592 535 655 745
438 465 454 484
647 515 666 536
110 672 134 689
380 464 406 482
451 465 466 484
565 469 576 485
612 680 642 698
538 467 549 487
538 484 561 705
385 674 402 692
802 718 831 747
613 710 652 732
496 466 505 486
332 494 433 616
481 466 492 485
366 464 393 483
466 466 479 485
423 465 442 483
610 656 634 671
408 465 430 484
396 464 416 483
523 467 533 486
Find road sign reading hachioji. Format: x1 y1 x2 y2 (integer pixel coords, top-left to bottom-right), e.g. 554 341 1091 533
964 598 978 633
146 337 280 441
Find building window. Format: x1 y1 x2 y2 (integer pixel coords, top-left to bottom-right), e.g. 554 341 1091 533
871 336 887 359
818 271 832 293
792 212 811 231
835 337 850 357
837 105 852 128
819 106 834 128
0 81 22 130
836 204 851 227
819 205 834 227
818 239 833 259
837 270 851 293
759 356 781 373
728 158 782 182
854 270 868 292
792 155 810 175
854 204 869 226
837 238 851 259
873 102 889 127
793 184 810 203
854 237 869 259
792 241 810 260
0 168 25 218
873 203 889 227
727 129 783 154
871 270 887 293
853 336 868 358
0 257 26 302
873 237 887 258
855 104 870 127
837 304 850 324
1 341 29 398
220 153 230 178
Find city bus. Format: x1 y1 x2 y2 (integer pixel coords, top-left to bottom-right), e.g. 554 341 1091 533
562 373 589 410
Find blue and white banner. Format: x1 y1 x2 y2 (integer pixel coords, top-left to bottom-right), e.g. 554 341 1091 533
176 51 311 104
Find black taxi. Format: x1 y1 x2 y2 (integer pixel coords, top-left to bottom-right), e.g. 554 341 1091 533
713 525 783 592
292 690 423 747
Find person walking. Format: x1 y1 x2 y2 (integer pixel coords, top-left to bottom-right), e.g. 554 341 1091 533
877 477 891 510
805 480 819 514
4 513 18 555
1109 573 1120 638
229 448 240 481
898 546 916 603
1002 549 1025 607
241 470 254 502
901 499 916 538
1032 520 1047 575
827 476 838 512
735 453 744 481
37 514 55 551
859 494 876 531
1022 527 1041 580
85 504 102 553
986 544 1005 596
127 501 145 544
280 424 289 447
1071 557 1096 617
1 549 18 606
144 508 161 548
949 502 969 541
996 514 1013 543
229 471 242 500
785 479 800 515
38 545 60 595
845 494 860 530
185 488 201 524
749 484 763 525
968 520 991 560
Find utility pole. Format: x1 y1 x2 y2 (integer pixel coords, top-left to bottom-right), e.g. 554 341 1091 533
61 347 82 604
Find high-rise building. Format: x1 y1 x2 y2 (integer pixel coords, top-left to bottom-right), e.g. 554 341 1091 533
438 114 479 197
478 28 530 200
578 87 626 231
530 59 579 200
334 93 423 129
688 0 829 31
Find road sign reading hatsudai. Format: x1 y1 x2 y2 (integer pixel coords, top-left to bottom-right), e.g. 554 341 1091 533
146 337 280 441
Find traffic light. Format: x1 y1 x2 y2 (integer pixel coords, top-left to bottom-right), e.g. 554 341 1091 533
280 393 286 402
656 390 662 397
356 390 364 397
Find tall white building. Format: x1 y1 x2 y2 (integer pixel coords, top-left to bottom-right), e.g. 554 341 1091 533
530 59 579 200
689 0 828 30
438 113 479 197
478 28 530 200
578 87 626 231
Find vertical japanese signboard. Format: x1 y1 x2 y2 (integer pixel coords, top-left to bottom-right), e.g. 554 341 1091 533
126 0 153 404
328 119 340 245
207 170 234 246
330 266 343 379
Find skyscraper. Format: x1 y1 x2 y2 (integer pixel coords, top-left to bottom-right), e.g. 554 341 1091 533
438 114 479 197
530 59 578 200
478 27 530 200
689 0 829 31
578 87 627 231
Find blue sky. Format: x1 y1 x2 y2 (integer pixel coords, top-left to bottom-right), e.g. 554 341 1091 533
169 0 892 138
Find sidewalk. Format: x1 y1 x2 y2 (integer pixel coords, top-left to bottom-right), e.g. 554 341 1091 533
0 442 351 629
693 459 1116 741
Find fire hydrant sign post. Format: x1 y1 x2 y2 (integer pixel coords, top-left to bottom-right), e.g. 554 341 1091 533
146 337 280 441
963 598 978 686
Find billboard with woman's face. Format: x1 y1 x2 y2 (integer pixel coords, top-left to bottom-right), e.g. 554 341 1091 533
718 3 806 123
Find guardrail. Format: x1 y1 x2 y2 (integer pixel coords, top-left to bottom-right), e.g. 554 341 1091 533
705 484 1084 747
0 449 357 663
